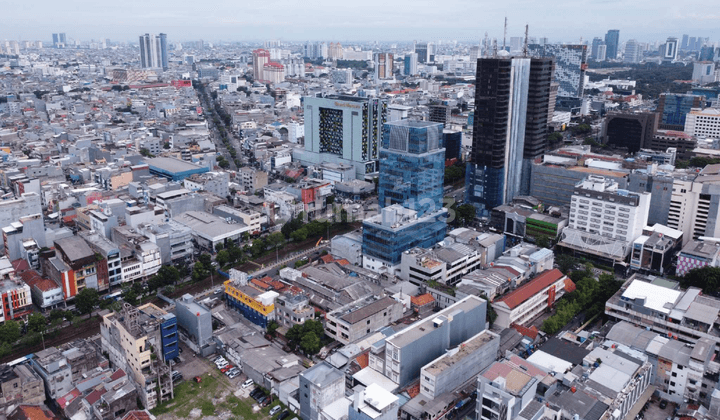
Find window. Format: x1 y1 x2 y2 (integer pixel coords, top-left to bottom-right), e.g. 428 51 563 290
670 381 676 387
671 372 677 377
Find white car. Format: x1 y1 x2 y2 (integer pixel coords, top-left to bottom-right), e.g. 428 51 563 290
217 361 229 369
269 405 281 416
228 371 240 379
242 378 254 389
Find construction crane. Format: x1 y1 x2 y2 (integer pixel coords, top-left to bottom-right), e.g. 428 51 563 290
316 237 323 247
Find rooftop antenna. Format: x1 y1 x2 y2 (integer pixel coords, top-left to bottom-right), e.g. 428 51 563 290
503 17 508 52
493 39 498 58
523 24 529 57
483 32 489 57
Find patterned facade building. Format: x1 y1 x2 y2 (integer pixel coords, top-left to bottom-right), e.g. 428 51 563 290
528 43 587 98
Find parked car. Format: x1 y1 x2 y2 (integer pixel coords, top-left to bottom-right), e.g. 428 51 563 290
278 410 290 420
269 406 282 416
242 379 254 389
250 389 263 400
221 365 233 373
194 376 202 383
228 370 240 379
660 400 668 409
258 396 269 406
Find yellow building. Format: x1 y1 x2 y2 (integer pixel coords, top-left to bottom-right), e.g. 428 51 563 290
223 273 278 328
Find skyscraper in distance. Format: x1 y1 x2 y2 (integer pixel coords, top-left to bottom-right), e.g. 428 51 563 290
605 29 620 59
661 37 678 62
139 33 169 70
374 53 394 80
252 49 270 82
623 39 641 64
52 33 66 48
404 53 418 76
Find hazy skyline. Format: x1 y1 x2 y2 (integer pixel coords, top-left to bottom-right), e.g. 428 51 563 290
2 0 719 44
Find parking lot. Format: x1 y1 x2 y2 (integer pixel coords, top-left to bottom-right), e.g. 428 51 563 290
642 399 675 420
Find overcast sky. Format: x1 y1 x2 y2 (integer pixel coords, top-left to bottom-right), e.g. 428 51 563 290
2 0 718 44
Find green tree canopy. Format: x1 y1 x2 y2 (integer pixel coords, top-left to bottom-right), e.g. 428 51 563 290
76 288 100 318
27 313 47 334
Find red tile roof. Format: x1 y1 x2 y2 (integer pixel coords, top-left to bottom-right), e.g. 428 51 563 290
11 259 29 274
491 265 521 277
110 368 126 381
122 411 155 420
21 271 59 292
85 388 107 405
336 259 350 266
57 388 81 408
510 324 539 340
497 269 567 310
411 293 435 307
320 254 335 264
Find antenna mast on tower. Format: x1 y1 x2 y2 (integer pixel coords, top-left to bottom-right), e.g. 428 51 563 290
502 17 507 52
523 24 529 57
483 32 489 57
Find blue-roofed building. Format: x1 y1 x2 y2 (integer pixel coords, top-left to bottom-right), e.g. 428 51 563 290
145 157 209 181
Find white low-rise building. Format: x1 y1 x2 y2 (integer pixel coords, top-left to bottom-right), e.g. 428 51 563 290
492 268 574 328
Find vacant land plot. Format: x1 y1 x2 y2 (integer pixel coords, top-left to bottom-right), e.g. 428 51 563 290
151 359 287 420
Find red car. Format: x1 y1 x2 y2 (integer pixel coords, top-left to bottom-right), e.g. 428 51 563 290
194 376 202 383
221 365 233 373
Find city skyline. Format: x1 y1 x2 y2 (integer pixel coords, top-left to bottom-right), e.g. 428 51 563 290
1 0 719 44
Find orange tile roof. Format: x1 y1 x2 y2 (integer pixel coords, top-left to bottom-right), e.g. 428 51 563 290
320 254 335 264
407 383 420 398
250 278 270 290
336 259 350 266
268 279 288 292
356 353 369 369
12 405 58 420
411 293 435 307
497 269 566 310
564 278 576 293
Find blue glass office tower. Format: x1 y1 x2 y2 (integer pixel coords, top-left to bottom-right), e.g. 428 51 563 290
444 129 462 161
658 93 704 131
605 30 620 60
378 120 445 216
363 120 447 275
